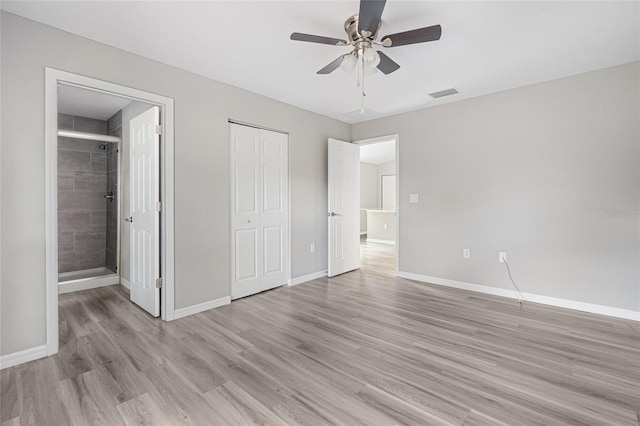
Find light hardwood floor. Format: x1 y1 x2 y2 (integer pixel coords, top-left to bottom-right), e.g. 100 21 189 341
1 251 639 425
360 236 395 277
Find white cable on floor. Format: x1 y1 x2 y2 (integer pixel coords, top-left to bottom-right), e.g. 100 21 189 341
503 259 526 309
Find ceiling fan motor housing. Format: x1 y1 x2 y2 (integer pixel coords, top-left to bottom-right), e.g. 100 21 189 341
344 14 381 44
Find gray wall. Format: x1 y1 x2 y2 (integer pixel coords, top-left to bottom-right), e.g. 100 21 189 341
0 12 350 355
360 163 379 209
57 114 109 273
352 61 640 312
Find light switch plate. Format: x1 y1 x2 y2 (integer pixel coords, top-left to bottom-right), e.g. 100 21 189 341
409 193 419 203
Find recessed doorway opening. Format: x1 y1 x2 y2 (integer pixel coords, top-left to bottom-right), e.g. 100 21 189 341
356 135 398 276
45 68 176 357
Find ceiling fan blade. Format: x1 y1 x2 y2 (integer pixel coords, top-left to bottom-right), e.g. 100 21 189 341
317 55 346 74
291 32 348 46
376 51 400 75
358 0 386 36
381 24 442 47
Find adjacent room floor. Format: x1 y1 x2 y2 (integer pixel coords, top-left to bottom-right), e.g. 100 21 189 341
1 265 639 425
360 236 395 276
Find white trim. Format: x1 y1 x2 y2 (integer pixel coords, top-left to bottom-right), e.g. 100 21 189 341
45 68 177 359
173 297 231 320
58 274 120 294
0 345 47 370
398 271 640 322
120 277 130 289
288 270 328 286
366 238 396 245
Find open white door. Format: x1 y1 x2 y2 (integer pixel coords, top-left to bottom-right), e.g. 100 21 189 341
328 138 360 277
129 106 160 317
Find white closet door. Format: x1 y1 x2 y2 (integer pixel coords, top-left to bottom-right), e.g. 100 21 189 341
231 124 261 299
231 123 288 300
260 129 288 291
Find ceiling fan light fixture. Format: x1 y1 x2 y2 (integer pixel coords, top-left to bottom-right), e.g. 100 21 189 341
363 60 378 76
363 47 378 63
340 53 358 74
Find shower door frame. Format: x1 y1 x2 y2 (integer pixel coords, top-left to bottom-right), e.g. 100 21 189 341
44 68 176 357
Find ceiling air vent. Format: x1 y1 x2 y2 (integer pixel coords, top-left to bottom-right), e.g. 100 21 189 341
429 88 459 99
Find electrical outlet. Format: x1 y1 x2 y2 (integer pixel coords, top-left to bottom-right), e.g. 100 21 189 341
463 249 471 259
383 223 388 230
310 243 315 253
499 252 507 263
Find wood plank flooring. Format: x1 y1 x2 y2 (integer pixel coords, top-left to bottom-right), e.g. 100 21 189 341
2 246 639 425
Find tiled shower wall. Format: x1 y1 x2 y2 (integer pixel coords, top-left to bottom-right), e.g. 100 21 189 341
106 110 122 272
58 113 110 273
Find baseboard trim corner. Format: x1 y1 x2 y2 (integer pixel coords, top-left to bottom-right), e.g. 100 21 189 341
120 277 130 289
173 296 231 320
288 270 328 286
0 345 47 370
397 271 640 322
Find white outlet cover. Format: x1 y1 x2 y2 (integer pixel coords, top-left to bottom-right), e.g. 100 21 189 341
499 252 507 262
409 193 419 203
463 249 471 259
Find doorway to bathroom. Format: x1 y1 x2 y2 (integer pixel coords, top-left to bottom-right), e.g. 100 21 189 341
45 69 176 357
56 86 130 293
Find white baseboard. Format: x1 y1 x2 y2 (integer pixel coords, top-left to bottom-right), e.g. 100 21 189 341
0 345 47 370
288 270 328 286
398 271 640 322
58 274 120 294
120 277 130 289
366 238 396 245
173 296 231 320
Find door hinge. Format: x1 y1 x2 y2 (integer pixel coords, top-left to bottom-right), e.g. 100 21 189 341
155 201 162 212
155 277 162 288
155 125 163 135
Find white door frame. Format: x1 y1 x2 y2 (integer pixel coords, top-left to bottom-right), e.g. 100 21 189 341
354 134 400 276
45 68 176 356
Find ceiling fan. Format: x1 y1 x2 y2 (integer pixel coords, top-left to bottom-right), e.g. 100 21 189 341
290 0 442 76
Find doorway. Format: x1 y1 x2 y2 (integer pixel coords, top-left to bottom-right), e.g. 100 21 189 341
45 69 176 356
357 135 398 276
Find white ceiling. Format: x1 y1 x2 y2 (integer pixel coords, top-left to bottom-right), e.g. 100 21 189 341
3 1 639 124
58 84 132 120
360 140 395 164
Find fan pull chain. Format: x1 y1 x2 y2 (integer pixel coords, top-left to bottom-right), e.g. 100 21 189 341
360 51 367 114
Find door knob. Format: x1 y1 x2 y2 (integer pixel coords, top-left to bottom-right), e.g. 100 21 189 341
328 212 338 217
125 217 133 223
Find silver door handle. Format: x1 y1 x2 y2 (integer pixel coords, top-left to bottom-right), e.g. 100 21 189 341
125 217 133 223
328 212 339 217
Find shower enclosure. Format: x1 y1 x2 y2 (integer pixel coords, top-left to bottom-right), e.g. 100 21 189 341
57 111 121 291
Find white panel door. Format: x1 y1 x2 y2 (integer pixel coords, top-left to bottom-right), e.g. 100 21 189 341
129 106 160 316
328 138 360 277
231 123 288 299
260 129 288 291
231 124 261 299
